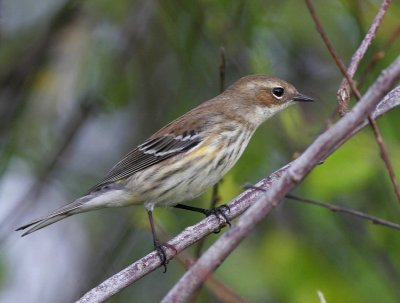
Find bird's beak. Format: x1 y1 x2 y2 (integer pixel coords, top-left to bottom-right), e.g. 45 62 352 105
293 93 314 102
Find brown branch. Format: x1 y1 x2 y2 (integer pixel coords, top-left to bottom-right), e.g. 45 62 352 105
158 227 249 303
203 275 248 303
368 117 400 200
160 58 400 303
305 0 400 202
304 0 357 113
76 77 400 303
286 194 400 230
359 25 400 86
337 0 391 113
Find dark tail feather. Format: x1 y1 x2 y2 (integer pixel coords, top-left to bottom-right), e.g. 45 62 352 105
16 198 86 236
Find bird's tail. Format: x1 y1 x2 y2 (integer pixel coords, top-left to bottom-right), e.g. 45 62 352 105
16 185 130 236
16 196 90 236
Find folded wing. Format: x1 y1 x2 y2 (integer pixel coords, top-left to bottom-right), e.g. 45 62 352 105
89 130 201 192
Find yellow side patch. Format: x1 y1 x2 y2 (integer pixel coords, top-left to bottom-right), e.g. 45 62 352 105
187 144 218 159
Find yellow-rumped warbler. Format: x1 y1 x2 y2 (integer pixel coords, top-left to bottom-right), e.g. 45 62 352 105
17 75 313 266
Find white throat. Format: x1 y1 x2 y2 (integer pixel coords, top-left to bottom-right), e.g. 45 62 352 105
251 102 293 126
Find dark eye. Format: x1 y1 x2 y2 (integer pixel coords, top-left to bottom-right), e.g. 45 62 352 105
272 87 284 99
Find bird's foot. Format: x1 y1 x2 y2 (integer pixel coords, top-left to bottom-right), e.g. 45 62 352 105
154 241 168 273
204 204 231 233
153 241 177 273
173 203 231 233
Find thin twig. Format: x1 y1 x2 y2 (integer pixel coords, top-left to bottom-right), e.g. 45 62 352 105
359 25 400 86
368 117 400 200
286 194 400 230
337 0 391 113
208 47 226 211
305 0 400 202
208 46 226 211
160 57 400 303
358 25 400 86
304 0 358 112
195 47 226 258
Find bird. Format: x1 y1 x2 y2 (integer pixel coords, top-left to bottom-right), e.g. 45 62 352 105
16 75 313 269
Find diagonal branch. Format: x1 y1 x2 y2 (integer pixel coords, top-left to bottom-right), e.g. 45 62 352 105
368 116 400 201
359 25 400 86
160 57 400 303
157 226 249 303
76 78 400 303
337 0 391 113
304 0 356 110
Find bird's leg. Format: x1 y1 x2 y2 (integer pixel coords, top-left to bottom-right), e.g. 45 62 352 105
147 210 168 273
174 203 231 232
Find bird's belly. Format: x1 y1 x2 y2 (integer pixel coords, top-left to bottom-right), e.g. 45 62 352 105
160 167 221 206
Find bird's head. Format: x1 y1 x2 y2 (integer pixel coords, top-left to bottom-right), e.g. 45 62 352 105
224 75 314 125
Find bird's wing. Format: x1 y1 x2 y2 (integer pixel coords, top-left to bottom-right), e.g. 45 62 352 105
89 130 202 192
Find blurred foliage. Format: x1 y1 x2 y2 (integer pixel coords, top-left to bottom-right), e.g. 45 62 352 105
0 0 399 302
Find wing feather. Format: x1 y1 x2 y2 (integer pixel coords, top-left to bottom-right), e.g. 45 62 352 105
89 131 201 192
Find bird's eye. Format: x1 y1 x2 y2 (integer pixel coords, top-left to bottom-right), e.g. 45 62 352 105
272 87 284 99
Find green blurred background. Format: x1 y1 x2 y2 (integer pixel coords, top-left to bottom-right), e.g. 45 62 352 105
0 0 399 302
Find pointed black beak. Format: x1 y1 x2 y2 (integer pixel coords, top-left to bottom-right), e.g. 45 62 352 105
293 93 314 102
